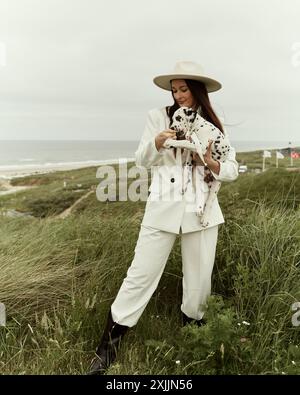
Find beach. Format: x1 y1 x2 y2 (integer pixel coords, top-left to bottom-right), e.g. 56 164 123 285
0 157 136 178
0 158 135 196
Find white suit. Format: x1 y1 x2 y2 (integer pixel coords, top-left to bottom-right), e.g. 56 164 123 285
111 107 239 327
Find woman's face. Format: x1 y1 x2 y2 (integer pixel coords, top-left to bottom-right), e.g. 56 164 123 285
171 79 197 109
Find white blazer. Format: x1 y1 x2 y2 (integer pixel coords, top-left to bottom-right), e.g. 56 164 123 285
135 107 239 234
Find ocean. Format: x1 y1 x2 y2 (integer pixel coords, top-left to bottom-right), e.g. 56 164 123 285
0 140 137 167
0 140 299 177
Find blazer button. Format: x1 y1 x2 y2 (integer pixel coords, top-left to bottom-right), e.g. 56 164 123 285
170 177 175 183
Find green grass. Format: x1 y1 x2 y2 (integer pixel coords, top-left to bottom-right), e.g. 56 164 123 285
0 162 299 375
236 147 300 170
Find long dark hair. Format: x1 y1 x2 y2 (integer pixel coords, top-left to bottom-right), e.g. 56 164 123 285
166 79 224 134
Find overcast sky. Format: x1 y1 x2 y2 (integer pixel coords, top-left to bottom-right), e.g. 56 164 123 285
0 0 299 142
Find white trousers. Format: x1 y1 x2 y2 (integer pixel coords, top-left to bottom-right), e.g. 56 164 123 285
111 224 218 327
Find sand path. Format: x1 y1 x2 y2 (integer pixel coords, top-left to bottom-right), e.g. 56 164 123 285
0 179 35 196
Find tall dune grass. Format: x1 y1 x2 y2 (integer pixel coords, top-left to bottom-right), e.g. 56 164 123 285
0 168 299 374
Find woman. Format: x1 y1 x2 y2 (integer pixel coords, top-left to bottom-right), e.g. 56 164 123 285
88 61 239 375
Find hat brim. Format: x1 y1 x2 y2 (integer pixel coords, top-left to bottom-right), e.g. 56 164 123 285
153 74 222 93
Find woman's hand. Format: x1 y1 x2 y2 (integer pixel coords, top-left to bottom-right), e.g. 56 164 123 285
192 140 220 175
155 129 177 151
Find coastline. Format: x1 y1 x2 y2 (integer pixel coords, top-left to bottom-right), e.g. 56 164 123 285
1 145 299 195
0 158 136 179
0 158 135 196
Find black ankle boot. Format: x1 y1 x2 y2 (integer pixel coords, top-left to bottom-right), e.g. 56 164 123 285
182 312 206 327
87 309 129 375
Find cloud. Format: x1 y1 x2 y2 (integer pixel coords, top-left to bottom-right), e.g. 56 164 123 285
0 0 299 141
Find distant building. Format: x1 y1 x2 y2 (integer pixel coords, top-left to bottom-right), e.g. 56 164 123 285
239 165 248 173
280 147 300 156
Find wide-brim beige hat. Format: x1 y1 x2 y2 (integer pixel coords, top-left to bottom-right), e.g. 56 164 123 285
153 61 222 93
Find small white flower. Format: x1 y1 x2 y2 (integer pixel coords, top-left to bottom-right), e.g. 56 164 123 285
237 323 241 326
156 315 160 318
281 372 286 375
242 321 250 326
175 360 180 365
292 361 296 365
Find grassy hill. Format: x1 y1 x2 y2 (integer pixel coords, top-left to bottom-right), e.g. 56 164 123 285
236 147 300 171
0 163 299 375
